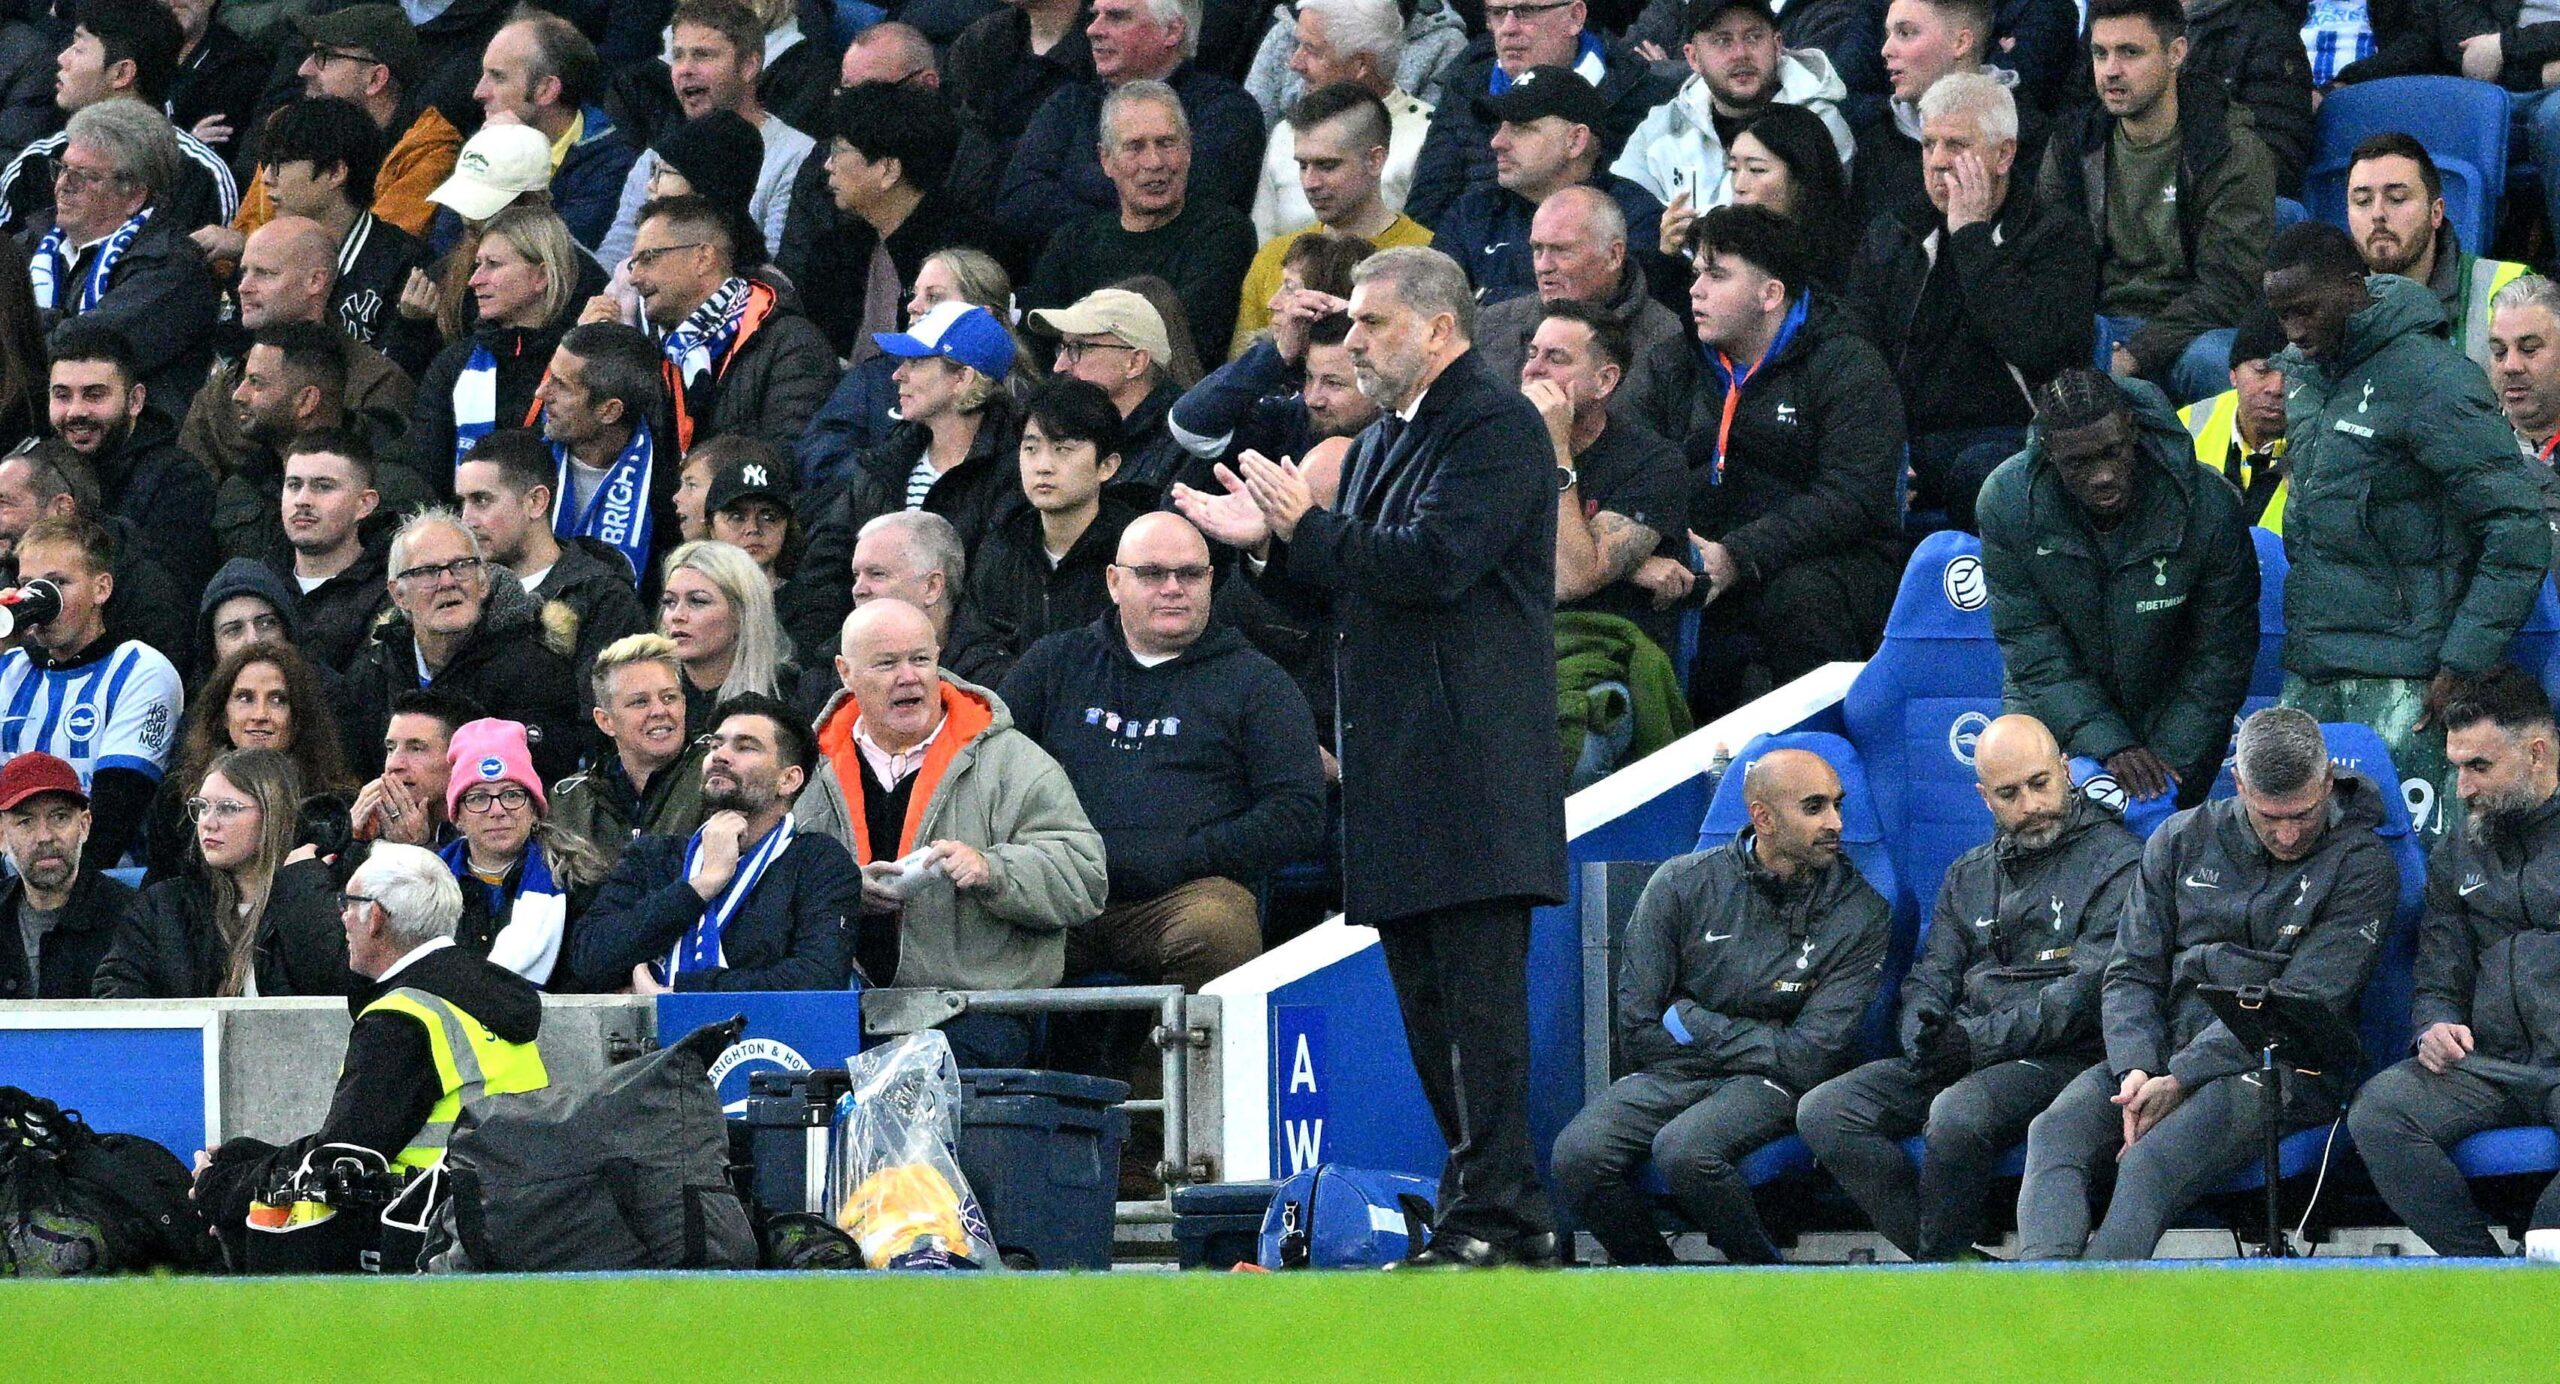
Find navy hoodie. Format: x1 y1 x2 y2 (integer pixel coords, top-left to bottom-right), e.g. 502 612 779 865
997 615 1325 901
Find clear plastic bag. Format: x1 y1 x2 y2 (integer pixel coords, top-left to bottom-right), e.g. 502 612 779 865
829 1031 995 1270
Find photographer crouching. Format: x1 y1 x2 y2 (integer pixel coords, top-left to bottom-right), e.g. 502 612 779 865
190 844 550 1273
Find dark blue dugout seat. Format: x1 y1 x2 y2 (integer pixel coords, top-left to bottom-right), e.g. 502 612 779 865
2512 578 2560 707
2305 77 2507 255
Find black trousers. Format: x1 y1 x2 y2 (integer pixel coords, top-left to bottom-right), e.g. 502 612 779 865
1550 1067 1797 1264
2348 1057 2560 1258
1689 546 1899 723
1374 897 1555 1246
1796 1056 2079 1260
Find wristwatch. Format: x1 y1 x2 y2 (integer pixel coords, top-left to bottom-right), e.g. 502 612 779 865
1557 466 1577 493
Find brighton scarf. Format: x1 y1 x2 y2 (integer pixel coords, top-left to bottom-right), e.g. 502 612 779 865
551 422 656 581
668 816 795 980
439 836 568 987
661 277 777 450
30 206 151 314
450 338 545 466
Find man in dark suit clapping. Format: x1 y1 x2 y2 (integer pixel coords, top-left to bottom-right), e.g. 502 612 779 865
1175 246 1569 1269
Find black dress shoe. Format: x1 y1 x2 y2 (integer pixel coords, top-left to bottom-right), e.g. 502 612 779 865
1385 1232 1504 1269
1507 1232 1562 1268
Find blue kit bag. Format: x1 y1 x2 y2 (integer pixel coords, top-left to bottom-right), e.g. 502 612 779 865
1254 1164 1438 1269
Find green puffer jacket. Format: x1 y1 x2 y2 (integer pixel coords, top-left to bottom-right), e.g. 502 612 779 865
1977 377 2260 773
2277 274 2549 682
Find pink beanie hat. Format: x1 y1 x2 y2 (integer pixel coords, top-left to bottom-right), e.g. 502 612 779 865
445 718 546 816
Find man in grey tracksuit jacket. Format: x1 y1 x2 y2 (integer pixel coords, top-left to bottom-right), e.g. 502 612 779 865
2350 672 2560 1256
1799 724 2141 1261
1552 747 1889 1265
2017 713 2397 1260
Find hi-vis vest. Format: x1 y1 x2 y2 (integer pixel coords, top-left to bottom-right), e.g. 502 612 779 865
359 986 549 1174
2181 389 2287 536
2451 253 2531 373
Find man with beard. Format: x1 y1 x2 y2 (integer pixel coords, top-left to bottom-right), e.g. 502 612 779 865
1175 246 1568 1267
47 320 217 599
2350 666 2560 1256
0 516 181 869
1549 746 1890 1265
2346 134 2527 376
2017 708 2395 1260
571 691 861 993
1798 715 2141 1261
1170 285 1382 491
0 752 132 998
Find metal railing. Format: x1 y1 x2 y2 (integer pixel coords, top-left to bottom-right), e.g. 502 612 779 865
861 985 1217 1225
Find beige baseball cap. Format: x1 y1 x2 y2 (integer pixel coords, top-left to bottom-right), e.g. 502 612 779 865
1027 288 1173 364
427 124 553 223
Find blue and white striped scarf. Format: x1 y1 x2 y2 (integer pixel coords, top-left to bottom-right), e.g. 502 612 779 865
550 425 657 582
668 816 795 981
663 276 752 390
30 206 151 315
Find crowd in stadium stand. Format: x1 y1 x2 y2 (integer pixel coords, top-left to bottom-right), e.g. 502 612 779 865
4 0 2560 1266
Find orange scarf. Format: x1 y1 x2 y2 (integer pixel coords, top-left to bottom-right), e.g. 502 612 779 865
816 683 993 863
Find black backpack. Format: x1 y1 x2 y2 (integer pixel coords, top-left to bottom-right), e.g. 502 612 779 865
0 1086 214 1276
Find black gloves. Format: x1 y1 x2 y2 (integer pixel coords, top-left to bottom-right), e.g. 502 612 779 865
1910 1009 1974 1084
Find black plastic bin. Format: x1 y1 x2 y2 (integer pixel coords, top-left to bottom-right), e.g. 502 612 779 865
956 1068 1130 1270
1171 1181 1279 1269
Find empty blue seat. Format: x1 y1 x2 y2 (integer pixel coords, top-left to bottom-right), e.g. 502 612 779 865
1840 531 2004 923
2249 527 2288 701
2513 578 2560 708
2306 77 2508 257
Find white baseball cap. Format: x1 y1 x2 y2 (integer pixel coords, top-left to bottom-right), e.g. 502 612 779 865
427 124 553 223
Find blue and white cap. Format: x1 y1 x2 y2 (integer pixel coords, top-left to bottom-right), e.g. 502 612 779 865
874 301 1016 381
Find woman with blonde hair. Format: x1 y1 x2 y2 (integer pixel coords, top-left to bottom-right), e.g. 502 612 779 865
95 748 346 998
659 538 796 738
406 206 589 478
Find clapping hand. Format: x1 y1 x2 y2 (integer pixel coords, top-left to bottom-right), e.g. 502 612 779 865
1172 463 1273 554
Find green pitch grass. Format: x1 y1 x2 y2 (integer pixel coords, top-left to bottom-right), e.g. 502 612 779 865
13 1260 2544 1382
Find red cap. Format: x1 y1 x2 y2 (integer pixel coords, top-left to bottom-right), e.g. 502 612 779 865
0 752 85 812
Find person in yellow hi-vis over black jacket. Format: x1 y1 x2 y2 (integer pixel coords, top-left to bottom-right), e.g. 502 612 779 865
193 842 547 1270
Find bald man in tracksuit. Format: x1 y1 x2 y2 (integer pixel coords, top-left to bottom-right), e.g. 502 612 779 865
2016 710 2395 1259
1798 715 2143 1260
1551 748 1890 1265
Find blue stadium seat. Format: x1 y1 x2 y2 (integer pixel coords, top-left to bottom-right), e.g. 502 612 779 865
1839 531 2004 922
2305 77 2508 257
1690 731 1896 1190
2512 578 2560 707
2451 1126 2560 1179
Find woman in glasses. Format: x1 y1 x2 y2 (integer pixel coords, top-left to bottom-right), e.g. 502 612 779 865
95 747 347 998
141 641 356 888
436 718 608 988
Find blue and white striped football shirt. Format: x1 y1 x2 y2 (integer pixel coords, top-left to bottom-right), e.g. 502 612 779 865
0 639 182 788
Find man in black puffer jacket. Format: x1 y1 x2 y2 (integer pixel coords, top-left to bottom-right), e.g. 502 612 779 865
1551 745 1890 1266
1654 204 1905 721
2018 708 2396 1260
2352 667 2560 1257
2180 0 2314 196
342 511 584 784
1799 715 2140 1261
